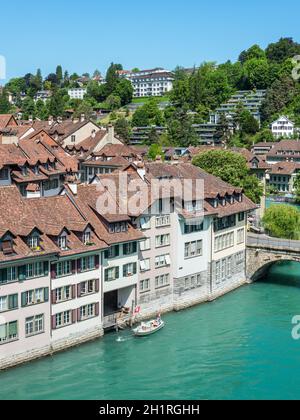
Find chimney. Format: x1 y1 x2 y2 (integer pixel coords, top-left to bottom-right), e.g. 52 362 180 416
68 182 78 195
57 116 63 124
80 114 85 123
48 116 54 126
107 124 114 144
73 117 79 124
91 129 96 139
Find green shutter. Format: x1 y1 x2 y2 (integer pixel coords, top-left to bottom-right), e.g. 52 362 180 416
8 294 18 310
21 292 27 308
133 242 137 253
18 266 27 281
115 246 120 257
133 263 137 275
8 321 18 337
0 269 7 284
116 267 119 279
123 265 126 277
44 288 49 303
123 244 127 255
105 269 109 282
104 250 109 259
44 261 49 276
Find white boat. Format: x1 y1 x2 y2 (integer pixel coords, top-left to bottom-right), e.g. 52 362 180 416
133 319 165 337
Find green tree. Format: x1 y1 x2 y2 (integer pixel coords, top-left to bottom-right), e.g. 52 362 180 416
106 94 121 111
35 99 49 120
147 144 165 161
192 150 263 203
132 99 164 127
48 89 66 117
263 205 300 239
106 63 122 95
74 101 94 120
261 76 296 122
22 96 35 119
114 118 131 143
266 37 300 63
243 58 272 89
56 65 63 85
0 90 12 113
239 44 266 64
294 174 300 204
114 79 133 106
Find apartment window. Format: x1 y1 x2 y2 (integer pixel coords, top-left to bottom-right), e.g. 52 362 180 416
236 252 244 265
184 223 204 234
78 303 98 322
123 263 137 277
0 321 18 344
78 280 98 297
155 274 170 289
140 259 150 272
26 262 45 279
184 241 203 259
25 314 44 337
140 217 151 230
214 232 235 253
55 311 72 329
105 245 120 259
0 266 17 284
214 215 236 232
237 228 245 245
56 261 72 278
216 261 221 285
156 215 170 228
55 286 72 303
22 288 49 307
155 254 171 268
140 279 150 293
140 238 151 251
227 257 233 278
105 267 119 282
0 294 18 313
123 242 137 256
238 212 245 222
58 235 68 250
156 234 170 248
80 256 96 272
71 135 76 143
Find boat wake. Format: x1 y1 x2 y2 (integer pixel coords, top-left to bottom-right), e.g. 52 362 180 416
116 336 133 343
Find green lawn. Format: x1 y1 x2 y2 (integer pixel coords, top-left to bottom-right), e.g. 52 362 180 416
131 95 170 104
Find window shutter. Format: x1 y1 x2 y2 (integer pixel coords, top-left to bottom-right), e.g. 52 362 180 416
50 264 56 279
133 263 137 275
95 279 100 293
95 303 100 317
105 269 109 282
77 259 82 273
21 292 27 308
104 250 109 259
71 260 76 274
52 290 57 304
44 261 49 277
123 265 126 277
77 308 81 322
72 285 76 299
44 288 49 303
72 309 77 324
116 267 119 279
95 255 100 269
133 242 137 253
8 294 17 310
18 266 26 281
123 244 127 255
77 283 81 298
115 246 120 257
51 315 56 330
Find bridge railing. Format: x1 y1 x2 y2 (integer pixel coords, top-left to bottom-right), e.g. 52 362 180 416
247 233 300 251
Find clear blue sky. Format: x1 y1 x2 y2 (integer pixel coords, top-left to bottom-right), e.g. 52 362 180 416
1 0 300 81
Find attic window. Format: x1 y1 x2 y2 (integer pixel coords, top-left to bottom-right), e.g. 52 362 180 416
2 240 13 255
58 235 68 250
0 168 9 180
22 166 29 177
83 230 91 245
28 234 40 250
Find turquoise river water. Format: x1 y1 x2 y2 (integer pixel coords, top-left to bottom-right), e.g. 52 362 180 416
1 261 300 400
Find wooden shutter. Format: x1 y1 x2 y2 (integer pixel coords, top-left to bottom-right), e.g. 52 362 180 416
95 279 100 293
71 260 76 274
51 315 56 330
95 255 100 269
44 288 49 303
21 292 27 308
77 308 81 322
51 290 57 305
133 263 137 275
95 303 100 317
77 259 82 273
72 309 77 324
77 283 82 298
116 267 120 279
50 264 57 279
44 261 49 277
72 285 76 299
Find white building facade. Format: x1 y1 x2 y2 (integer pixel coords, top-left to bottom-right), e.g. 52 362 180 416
271 116 295 139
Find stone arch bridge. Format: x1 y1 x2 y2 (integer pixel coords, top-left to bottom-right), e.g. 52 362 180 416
247 234 300 281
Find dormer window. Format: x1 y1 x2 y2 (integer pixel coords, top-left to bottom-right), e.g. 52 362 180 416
58 235 68 250
0 168 9 180
22 166 29 177
1 240 13 255
108 222 128 234
83 230 91 245
220 197 226 207
28 234 40 250
34 166 39 175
